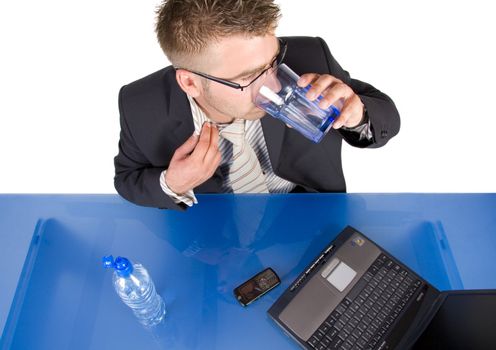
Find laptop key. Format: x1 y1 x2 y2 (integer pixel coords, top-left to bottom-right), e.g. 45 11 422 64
366 311 377 323
339 314 351 326
364 329 374 341
369 265 379 275
334 320 346 331
348 333 359 345
319 324 330 335
383 289 393 300
362 315 373 326
336 304 347 315
368 323 379 335
376 298 386 308
372 259 384 270
322 336 331 346
378 267 388 277
347 278 368 301
315 330 325 341
316 343 326 350
327 327 339 341
326 318 337 328
392 280 401 289
378 281 388 291
350 302 360 313
357 321 367 333
331 310 342 320
315 328 327 340
379 326 389 336
330 337 344 349
356 335 369 348
371 318 382 331
387 315 396 325
340 341 353 350
364 285 374 295
363 271 374 282
364 299 374 309
371 304 381 314
344 309 355 321
343 323 355 336
343 298 353 308
355 295 365 306
385 260 394 269
353 312 364 323
308 336 320 348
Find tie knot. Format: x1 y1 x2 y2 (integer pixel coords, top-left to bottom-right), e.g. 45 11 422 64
219 119 245 145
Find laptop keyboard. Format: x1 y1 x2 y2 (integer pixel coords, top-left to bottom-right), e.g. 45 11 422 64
307 254 423 350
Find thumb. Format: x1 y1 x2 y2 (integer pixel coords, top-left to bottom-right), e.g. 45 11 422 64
172 133 199 160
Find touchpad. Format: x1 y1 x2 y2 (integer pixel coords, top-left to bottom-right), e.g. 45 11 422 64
279 274 340 341
325 260 356 292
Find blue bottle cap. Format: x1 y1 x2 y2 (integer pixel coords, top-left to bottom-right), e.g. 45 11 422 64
102 255 133 277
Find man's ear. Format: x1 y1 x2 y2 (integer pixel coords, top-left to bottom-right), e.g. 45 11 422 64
176 69 202 98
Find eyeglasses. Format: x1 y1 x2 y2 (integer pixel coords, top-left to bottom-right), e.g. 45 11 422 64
176 38 287 92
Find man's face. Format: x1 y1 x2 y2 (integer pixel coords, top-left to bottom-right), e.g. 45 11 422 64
194 34 279 123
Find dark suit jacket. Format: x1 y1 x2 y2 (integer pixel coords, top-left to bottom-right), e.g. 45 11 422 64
114 36 400 210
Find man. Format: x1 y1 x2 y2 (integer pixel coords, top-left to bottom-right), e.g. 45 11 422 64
114 0 400 210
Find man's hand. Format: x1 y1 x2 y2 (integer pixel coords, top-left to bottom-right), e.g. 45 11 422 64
165 122 221 194
297 73 365 129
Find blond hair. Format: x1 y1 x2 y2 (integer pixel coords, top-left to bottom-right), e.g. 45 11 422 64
155 0 281 69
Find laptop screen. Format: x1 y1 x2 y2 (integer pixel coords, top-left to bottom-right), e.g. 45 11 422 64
413 292 496 349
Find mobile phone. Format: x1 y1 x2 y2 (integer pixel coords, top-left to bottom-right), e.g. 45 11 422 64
234 267 281 306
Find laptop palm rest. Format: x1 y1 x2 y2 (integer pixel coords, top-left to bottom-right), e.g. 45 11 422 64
279 233 381 341
280 273 340 340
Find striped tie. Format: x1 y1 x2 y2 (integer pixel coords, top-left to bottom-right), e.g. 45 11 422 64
219 119 269 193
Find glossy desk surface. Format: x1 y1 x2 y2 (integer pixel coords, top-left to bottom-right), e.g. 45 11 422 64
1 194 495 349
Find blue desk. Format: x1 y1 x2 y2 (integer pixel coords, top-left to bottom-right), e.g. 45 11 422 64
1 194 495 349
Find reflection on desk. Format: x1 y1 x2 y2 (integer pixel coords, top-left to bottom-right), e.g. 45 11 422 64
1 193 495 349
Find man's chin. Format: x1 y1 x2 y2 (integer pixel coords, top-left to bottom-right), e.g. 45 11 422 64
245 108 267 120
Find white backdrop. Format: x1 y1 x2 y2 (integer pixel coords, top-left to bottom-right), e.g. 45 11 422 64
0 0 495 193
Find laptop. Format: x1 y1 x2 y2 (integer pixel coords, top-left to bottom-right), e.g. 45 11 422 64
268 226 496 350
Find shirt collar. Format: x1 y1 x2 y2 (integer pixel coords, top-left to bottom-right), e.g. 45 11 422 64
186 95 246 135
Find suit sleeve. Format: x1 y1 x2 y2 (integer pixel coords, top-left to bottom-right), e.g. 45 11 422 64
113 85 186 210
317 37 401 148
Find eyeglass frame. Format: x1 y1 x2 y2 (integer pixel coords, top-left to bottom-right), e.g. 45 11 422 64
174 38 287 92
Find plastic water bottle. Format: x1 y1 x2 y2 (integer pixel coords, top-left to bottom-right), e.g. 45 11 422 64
103 255 166 328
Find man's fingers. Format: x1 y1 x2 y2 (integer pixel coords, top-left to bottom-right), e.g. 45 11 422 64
203 124 220 165
172 133 199 160
205 151 222 179
191 122 212 160
305 75 342 100
333 95 364 129
297 73 319 87
319 83 353 109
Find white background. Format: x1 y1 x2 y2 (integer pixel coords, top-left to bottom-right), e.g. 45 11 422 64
1 0 495 193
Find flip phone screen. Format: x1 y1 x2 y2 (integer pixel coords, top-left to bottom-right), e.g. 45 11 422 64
234 267 280 306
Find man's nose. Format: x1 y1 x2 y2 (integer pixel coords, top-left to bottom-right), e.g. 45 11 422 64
261 68 282 94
